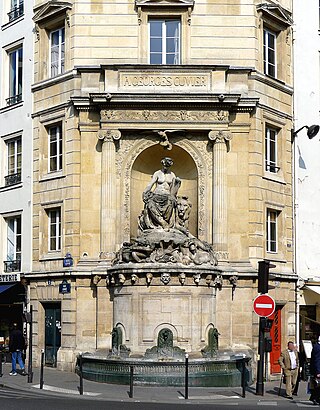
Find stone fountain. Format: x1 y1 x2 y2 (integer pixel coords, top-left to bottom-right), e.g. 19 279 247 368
79 157 251 386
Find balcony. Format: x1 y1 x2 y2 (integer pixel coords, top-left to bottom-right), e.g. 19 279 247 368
8 2 24 22
4 173 21 187
265 163 280 174
4 260 21 273
6 94 22 106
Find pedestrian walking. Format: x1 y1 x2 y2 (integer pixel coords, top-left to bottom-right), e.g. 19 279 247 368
9 323 27 376
310 336 320 405
278 341 299 399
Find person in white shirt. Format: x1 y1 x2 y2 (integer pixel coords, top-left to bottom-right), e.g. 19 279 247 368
278 341 299 399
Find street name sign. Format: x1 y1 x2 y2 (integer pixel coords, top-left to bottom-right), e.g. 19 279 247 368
253 294 275 317
0 273 20 283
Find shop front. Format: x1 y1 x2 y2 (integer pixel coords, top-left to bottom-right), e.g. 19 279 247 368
0 273 27 359
300 283 320 343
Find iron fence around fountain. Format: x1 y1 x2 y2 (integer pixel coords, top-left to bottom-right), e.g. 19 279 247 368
76 354 251 388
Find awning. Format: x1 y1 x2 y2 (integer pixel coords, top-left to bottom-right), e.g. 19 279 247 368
305 285 320 295
0 284 15 294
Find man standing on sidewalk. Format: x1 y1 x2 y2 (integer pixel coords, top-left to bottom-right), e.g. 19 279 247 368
9 323 27 376
278 341 299 399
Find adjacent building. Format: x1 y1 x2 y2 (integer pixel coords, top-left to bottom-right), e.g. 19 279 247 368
293 0 320 342
0 1 33 343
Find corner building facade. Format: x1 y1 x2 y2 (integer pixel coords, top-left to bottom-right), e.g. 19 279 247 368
31 0 295 376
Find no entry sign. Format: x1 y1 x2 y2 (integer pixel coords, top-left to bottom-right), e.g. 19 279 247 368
253 294 275 317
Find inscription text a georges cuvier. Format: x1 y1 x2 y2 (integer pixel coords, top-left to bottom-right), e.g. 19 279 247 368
121 74 208 88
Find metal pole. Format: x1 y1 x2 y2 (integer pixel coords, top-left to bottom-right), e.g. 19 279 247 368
256 317 265 395
185 353 189 399
40 349 44 389
129 365 134 398
0 351 3 377
278 373 283 396
241 358 246 398
79 353 83 395
27 305 33 383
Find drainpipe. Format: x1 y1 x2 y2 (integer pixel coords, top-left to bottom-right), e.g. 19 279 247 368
291 6 299 345
292 135 299 344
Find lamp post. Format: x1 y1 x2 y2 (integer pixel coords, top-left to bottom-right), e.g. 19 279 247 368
291 124 319 142
291 124 319 346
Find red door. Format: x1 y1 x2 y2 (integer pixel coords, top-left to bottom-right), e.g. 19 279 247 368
270 306 282 374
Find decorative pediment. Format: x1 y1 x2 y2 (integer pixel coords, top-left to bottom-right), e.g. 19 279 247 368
257 3 293 27
33 1 72 24
135 0 194 7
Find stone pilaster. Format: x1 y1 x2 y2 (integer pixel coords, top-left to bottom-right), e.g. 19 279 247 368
209 130 232 262
97 129 121 257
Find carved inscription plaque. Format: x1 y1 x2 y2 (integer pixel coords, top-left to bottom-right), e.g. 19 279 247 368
119 72 211 92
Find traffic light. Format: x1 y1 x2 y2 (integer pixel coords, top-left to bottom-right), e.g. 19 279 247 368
261 317 273 332
264 337 272 352
258 260 276 294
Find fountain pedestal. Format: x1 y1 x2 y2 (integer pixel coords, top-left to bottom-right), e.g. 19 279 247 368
109 263 220 357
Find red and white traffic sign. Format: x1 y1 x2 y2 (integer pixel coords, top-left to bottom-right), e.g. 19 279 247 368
253 294 275 317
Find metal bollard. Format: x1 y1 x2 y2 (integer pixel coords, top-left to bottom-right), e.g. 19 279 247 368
79 353 84 395
241 358 246 398
129 365 134 398
27 306 33 384
185 353 189 399
40 349 44 389
0 351 3 377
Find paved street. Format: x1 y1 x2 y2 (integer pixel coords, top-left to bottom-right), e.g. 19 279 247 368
0 363 318 409
0 386 319 410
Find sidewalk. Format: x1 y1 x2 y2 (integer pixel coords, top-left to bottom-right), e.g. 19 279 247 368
0 362 312 404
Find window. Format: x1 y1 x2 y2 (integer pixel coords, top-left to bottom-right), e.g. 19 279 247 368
263 28 276 77
48 124 62 172
50 28 65 77
5 137 22 186
265 126 278 173
48 208 61 252
257 4 292 83
8 0 24 22
4 216 21 272
33 2 71 81
149 19 180 64
266 209 278 253
7 47 23 106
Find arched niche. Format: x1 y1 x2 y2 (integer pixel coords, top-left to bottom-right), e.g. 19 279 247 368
130 144 198 238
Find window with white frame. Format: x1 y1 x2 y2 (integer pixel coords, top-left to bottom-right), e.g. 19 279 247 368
4 215 21 272
7 46 23 106
266 209 278 253
8 0 24 22
48 124 62 173
265 126 279 173
263 28 276 77
47 208 61 252
149 19 180 64
50 28 65 77
5 137 22 186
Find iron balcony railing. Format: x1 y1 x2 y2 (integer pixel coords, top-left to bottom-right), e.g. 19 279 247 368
4 173 21 187
8 2 24 22
6 94 22 106
4 260 21 273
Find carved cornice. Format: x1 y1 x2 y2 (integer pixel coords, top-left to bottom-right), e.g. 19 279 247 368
100 109 229 124
33 1 72 25
208 130 232 144
135 0 194 7
256 3 293 27
97 129 121 143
